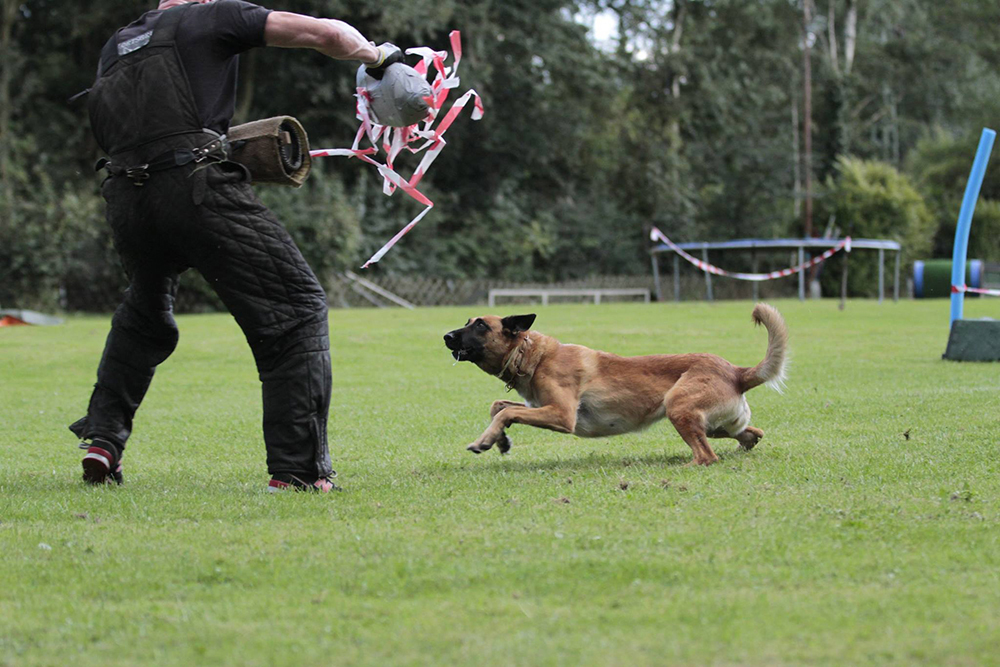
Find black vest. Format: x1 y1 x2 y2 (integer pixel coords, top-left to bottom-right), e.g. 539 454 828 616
88 4 205 158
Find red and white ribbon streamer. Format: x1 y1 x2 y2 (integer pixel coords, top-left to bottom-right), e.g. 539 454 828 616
310 30 484 268
952 284 1000 297
650 227 851 282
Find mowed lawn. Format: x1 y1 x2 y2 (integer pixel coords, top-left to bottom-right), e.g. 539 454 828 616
2 299 999 666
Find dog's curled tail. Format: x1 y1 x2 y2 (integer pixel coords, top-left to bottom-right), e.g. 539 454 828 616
740 303 789 394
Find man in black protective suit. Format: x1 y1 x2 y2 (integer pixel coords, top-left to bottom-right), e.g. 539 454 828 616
73 0 403 492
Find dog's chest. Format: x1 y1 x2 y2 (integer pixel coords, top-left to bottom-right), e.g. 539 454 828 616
511 380 536 405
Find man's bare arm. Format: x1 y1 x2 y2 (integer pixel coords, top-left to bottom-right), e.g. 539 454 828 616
264 12 380 63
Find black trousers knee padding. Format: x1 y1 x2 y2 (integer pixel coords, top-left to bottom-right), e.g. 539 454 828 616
73 162 332 477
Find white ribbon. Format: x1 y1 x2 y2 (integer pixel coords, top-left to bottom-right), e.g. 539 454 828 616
650 227 850 282
310 31 483 268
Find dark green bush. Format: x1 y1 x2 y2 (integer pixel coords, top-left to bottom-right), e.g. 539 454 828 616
820 157 934 297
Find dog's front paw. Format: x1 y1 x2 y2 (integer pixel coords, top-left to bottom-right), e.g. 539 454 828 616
497 433 512 455
467 441 493 454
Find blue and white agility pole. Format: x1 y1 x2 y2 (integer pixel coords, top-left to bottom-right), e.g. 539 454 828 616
950 128 996 325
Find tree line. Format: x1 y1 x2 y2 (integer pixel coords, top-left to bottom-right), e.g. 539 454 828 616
2 0 999 311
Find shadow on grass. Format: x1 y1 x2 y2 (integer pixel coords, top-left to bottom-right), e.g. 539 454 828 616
438 446 750 475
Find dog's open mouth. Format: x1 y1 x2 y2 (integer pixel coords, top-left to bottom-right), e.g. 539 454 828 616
450 346 484 362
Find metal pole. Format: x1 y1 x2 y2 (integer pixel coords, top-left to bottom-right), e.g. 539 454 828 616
893 249 900 303
878 248 885 304
839 247 849 311
797 246 805 301
651 253 663 302
673 254 681 302
702 247 713 302
751 248 759 302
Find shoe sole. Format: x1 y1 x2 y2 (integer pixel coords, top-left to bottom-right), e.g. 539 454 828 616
82 455 111 484
267 479 340 493
82 447 122 485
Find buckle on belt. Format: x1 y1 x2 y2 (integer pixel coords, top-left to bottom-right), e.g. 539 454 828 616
126 164 150 186
192 140 224 163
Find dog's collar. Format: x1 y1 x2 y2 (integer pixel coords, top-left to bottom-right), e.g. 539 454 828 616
497 334 532 392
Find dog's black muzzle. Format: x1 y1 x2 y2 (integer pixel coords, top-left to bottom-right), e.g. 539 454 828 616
444 329 483 362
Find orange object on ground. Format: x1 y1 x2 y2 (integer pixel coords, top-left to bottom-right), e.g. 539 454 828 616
0 315 29 327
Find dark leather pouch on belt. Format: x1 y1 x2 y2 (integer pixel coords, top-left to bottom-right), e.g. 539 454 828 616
228 116 312 187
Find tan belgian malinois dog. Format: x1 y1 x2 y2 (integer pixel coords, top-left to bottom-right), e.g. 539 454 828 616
443 303 788 465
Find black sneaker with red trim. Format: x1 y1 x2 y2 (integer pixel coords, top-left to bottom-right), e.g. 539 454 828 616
80 439 123 485
267 473 341 493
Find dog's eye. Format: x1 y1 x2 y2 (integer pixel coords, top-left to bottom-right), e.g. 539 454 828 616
476 321 488 331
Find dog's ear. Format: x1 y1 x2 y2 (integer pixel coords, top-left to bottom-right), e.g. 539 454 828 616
501 314 536 337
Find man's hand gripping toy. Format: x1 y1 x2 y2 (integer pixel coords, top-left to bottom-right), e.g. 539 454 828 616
363 42 404 77
310 31 484 268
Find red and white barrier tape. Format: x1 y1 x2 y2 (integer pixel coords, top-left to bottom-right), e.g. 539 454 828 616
650 227 851 282
952 284 1000 297
310 31 484 268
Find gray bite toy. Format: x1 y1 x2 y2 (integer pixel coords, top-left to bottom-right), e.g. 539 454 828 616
357 62 433 128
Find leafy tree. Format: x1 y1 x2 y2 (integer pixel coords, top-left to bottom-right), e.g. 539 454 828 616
3 0 1000 309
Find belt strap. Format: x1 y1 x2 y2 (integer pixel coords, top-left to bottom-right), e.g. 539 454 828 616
96 136 229 186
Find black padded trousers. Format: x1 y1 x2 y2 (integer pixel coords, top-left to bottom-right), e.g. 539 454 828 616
71 161 333 477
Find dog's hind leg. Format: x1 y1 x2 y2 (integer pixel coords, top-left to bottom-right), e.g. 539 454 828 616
707 425 764 451
664 378 721 466
735 426 764 450
667 409 720 466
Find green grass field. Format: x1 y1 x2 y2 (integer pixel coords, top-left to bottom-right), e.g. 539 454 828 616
2 299 999 666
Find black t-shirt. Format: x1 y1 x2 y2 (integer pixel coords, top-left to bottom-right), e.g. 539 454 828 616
111 1 271 134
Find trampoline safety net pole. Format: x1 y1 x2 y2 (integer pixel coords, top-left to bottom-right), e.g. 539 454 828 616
950 128 996 325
